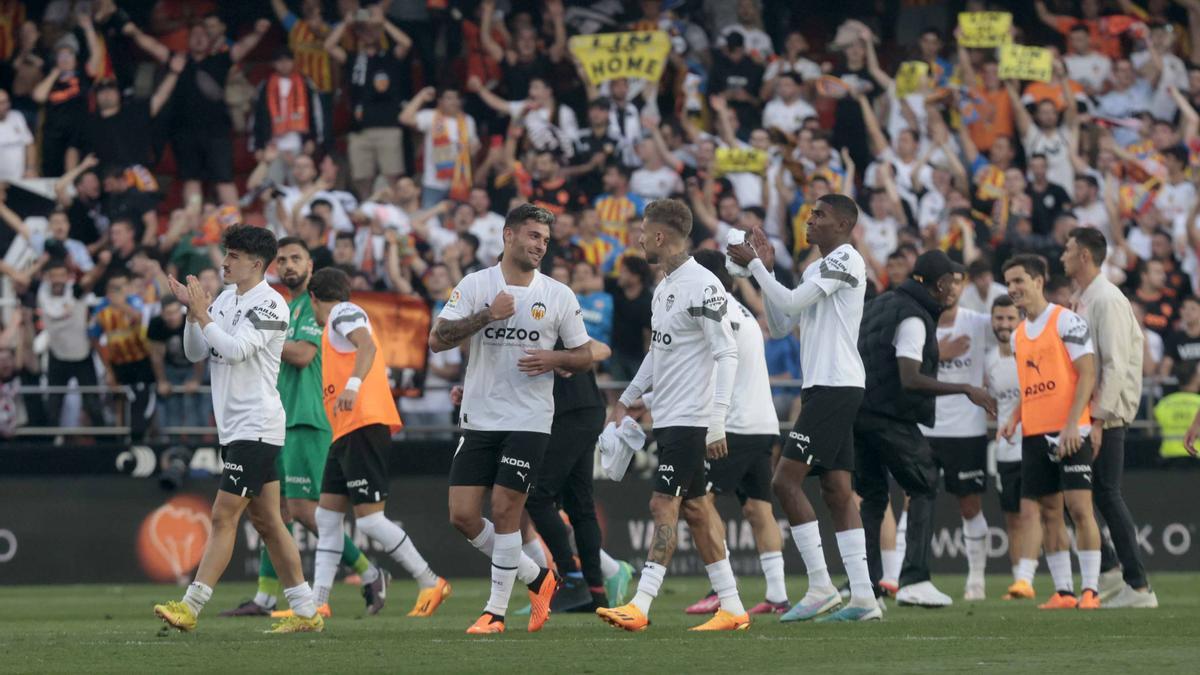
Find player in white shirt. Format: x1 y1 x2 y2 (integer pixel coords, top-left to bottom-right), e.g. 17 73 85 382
728 193 881 623
985 295 1041 601
156 225 323 634
683 250 789 617
1001 254 1103 610
600 199 749 632
429 204 593 634
918 277 994 601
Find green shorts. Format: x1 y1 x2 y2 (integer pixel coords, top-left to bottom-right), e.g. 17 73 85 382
278 425 334 500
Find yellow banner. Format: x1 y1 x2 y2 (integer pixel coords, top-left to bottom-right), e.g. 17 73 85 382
958 11 1012 48
568 31 672 84
715 147 768 176
895 61 930 97
998 43 1053 83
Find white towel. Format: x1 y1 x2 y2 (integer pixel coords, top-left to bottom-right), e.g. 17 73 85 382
597 416 645 481
725 229 751 277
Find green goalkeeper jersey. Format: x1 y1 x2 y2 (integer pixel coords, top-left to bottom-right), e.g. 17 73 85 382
277 292 330 431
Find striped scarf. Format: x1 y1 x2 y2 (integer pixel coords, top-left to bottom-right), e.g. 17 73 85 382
267 73 310 137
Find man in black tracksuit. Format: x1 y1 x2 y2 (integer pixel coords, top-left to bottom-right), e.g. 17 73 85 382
855 251 996 607
524 339 610 610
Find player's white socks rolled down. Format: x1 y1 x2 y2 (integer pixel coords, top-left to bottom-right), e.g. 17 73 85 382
1077 549 1101 592
963 513 988 583
835 529 876 606
356 512 438 589
469 518 496 556
599 549 621 578
1015 558 1039 584
283 582 318 619
313 506 346 606
522 540 549 568
705 559 746 616
790 521 833 592
759 551 788 604
631 561 666 615
881 550 902 583
1046 550 1074 594
485 532 524 616
182 581 212 615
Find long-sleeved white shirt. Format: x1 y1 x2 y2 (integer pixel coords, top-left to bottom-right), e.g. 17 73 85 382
749 243 866 389
185 280 289 445
619 258 737 441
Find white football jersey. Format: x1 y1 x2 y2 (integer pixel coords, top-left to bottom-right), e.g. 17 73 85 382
724 294 779 436
986 348 1022 463
921 308 990 438
632 258 738 429
326 301 373 353
797 244 867 389
183 280 288 445
439 265 588 434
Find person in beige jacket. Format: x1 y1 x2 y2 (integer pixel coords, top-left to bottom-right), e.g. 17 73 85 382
1064 227 1158 609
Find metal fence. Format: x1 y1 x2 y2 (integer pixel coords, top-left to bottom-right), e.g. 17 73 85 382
7 379 1176 439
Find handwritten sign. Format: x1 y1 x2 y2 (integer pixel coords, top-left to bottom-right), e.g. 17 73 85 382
998 43 1053 82
715 147 768 176
568 31 671 84
958 11 1012 48
895 61 930 97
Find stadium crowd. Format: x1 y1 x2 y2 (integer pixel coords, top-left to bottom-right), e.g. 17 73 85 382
0 0 1198 461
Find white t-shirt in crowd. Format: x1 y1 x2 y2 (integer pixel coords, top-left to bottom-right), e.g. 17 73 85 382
1064 52 1112 92
280 185 353 232
857 214 899 268
438 265 587 434
986 348 1022 463
1132 49 1189 122
630 165 684 200
506 101 578 157
723 293 779 436
1023 126 1075 197
959 280 1007 315
415 109 479 191
763 96 817 135
1073 199 1111 240
1155 179 1196 226
764 56 822 83
0 111 32 181
920 308 991 438
470 211 506 265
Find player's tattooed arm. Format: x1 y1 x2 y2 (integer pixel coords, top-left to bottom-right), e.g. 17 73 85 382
647 522 677 565
429 310 493 352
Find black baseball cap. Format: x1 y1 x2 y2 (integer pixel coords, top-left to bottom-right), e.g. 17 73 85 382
911 250 965 285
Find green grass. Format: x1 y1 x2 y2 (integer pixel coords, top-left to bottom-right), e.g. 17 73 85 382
2 574 1198 673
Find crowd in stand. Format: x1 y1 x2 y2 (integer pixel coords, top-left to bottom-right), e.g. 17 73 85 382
3 0 1200 450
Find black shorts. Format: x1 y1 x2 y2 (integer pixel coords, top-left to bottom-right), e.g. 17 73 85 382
996 460 1022 514
173 133 233 182
782 386 863 474
707 433 776 504
929 436 989 496
322 424 391 504
653 426 708 499
1021 433 1095 498
449 429 551 493
219 440 281 497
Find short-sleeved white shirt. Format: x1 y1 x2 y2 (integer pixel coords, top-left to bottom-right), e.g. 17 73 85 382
326 302 372 353
986 348 1022 463
920 308 991 438
438 265 587 434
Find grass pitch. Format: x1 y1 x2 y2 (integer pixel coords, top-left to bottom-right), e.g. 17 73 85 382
2 574 1198 673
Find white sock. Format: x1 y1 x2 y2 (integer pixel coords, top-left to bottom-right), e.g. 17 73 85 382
485 532 522 616
360 564 380 585
283 582 317 619
1016 558 1038 584
253 591 276 609
1078 550 1101 592
182 581 212 616
523 539 549 568
705 558 746 616
469 518 496 556
760 551 788 603
313 507 345 606
895 510 908 559
835 529 875 606
357 512 438 589
1046 550 1074 594
600 549 621 578
631 561 666 615
790 521 833 592
882 550 902 582
963 513 988 583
